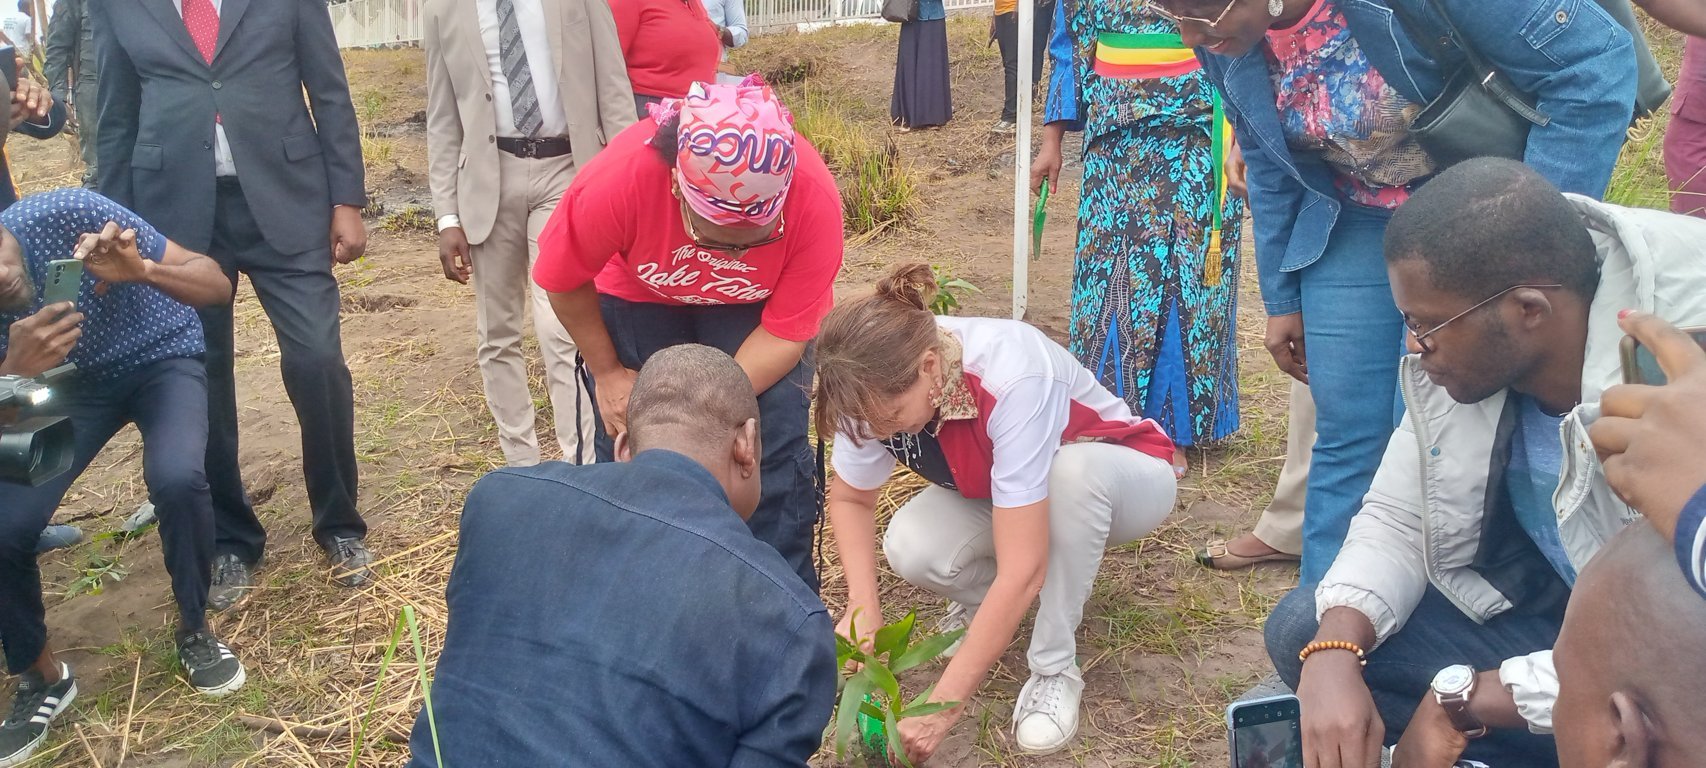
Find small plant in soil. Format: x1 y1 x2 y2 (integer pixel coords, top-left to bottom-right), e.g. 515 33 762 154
929 266 980 316
833 610 963 767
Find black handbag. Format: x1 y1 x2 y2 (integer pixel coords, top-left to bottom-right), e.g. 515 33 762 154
1392 0 1550 170
881 0 918 23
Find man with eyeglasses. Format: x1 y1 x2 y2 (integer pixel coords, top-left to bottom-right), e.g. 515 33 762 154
533 77 843 591
1262 157 1706 768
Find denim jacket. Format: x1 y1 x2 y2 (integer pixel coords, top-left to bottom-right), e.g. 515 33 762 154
916 0 946 22
1195 0 1637 316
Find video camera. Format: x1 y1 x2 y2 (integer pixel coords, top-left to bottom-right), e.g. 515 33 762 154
0 363 75 486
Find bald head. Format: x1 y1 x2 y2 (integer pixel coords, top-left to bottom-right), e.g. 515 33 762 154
1554 522 1706 768
626 344 761 457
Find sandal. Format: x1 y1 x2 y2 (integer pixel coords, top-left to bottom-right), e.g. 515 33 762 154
1195 538 1300 571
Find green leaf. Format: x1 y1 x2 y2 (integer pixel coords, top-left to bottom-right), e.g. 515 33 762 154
892 628 964 673
866 659 902 704
873 611 915 659
834 669 875 758
943 278 980 293
899 701 959 719
884 705 914 768
403 607 445 768
859 700 885 721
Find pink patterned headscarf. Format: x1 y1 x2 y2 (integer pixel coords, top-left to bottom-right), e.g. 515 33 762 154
648 75 797 227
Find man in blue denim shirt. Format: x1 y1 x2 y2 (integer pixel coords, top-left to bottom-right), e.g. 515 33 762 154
408 344 836 768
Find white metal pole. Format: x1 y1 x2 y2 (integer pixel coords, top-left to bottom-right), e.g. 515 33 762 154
1011 0 1033 319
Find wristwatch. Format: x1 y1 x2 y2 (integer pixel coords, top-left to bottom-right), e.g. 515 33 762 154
1430 664 1489 739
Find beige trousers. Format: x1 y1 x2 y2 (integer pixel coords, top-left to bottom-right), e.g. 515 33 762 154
881 443 1177 676
470 150 597 466
1253 380 1313 556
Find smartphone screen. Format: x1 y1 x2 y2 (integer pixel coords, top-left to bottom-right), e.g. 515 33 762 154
1621 326 1706 385
40 259 83 309
1229 695 1303 768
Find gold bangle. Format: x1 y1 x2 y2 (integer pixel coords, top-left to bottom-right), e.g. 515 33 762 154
1298 640 1368 667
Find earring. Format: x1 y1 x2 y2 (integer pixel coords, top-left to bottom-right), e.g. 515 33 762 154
1267 0 1283 16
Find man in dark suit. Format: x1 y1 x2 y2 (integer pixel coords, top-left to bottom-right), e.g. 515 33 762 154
93 0 375 609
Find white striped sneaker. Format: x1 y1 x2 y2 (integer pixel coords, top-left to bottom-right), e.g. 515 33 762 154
0 661 76 768
178 630 245 697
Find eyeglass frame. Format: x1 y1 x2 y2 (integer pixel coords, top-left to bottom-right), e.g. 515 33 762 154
1149 0 1240 29
1405 283 1565 354
678 198 787 254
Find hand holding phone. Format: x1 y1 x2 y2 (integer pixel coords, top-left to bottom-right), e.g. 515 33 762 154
1594 311 1706 543
1227 694 1303 768
40 259 83 309
1620 323 1706 385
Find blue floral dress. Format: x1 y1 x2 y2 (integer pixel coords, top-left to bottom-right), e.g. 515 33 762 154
1044 1 1245 446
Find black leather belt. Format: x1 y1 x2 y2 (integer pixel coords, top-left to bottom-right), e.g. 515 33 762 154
496 136 572 159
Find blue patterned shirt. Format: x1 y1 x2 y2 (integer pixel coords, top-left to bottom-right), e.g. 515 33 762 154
0 189 205 380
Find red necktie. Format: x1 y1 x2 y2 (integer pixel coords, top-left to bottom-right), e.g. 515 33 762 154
182 0 218 65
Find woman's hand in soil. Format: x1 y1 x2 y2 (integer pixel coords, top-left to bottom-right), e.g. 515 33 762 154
834 602 880 670
892 708 957 766
594 366 639 436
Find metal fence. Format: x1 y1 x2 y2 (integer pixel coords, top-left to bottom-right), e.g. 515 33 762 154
330 0 991 49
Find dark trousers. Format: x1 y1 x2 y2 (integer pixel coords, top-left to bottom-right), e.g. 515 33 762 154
0 358 215 673
592 296 820 592
201 177 364 564
994 3 1053 123
1266 586 1563 768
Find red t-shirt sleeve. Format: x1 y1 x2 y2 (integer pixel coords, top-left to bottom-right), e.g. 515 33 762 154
534 164 632 295
759 144 844 342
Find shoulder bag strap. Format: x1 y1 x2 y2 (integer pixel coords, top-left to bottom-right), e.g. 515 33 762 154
1392 0 1551 126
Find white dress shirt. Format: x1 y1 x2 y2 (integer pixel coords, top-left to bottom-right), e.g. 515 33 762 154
476 0 567 139
439 0 569 233
172 0 236 177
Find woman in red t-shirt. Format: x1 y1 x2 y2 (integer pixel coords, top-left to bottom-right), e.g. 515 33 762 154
608 0 722 118
534 77 844 590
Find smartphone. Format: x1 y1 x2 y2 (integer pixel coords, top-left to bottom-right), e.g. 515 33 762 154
1227 694 1303 768
1619 325 1706 385
40 259 83 309
0 45 16 93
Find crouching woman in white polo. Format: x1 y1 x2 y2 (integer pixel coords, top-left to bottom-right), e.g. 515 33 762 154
818 263 1179 762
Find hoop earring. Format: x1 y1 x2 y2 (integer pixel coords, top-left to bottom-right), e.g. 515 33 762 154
1268 0 1284 16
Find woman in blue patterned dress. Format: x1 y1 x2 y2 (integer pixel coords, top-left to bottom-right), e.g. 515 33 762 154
1030 0 1244 465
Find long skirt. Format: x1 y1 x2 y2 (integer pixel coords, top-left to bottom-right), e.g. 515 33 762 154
1067 121 1244 447
891 19 953 129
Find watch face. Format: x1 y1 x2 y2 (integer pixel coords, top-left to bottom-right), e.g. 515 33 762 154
1433 665 1475 695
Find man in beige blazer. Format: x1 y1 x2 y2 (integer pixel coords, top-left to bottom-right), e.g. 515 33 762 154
424 0 635 465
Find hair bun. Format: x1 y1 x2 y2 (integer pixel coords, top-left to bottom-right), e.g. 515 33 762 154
875 263 937 311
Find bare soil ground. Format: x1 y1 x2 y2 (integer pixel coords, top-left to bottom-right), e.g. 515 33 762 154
22 9 1685 765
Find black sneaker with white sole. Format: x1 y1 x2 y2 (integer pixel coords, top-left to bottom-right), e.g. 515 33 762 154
178 629 245 697
0 662 76 768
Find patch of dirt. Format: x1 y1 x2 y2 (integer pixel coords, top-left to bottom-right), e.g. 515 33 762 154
341 292 420 314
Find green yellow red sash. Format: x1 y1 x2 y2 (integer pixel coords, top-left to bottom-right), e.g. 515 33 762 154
1092 32 1233 286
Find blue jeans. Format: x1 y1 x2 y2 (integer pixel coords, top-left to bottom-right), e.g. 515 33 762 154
0 358 215 673
1266 586 1562 768
592 297 820 593
1296 202 1405 583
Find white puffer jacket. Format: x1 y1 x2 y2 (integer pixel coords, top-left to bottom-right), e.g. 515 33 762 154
1315 195 1706 732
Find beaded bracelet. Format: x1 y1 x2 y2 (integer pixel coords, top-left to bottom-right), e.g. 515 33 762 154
1298 640 1368 667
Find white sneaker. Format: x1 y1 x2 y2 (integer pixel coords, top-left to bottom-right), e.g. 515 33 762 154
1012 665 1084 755
937 601 975 658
